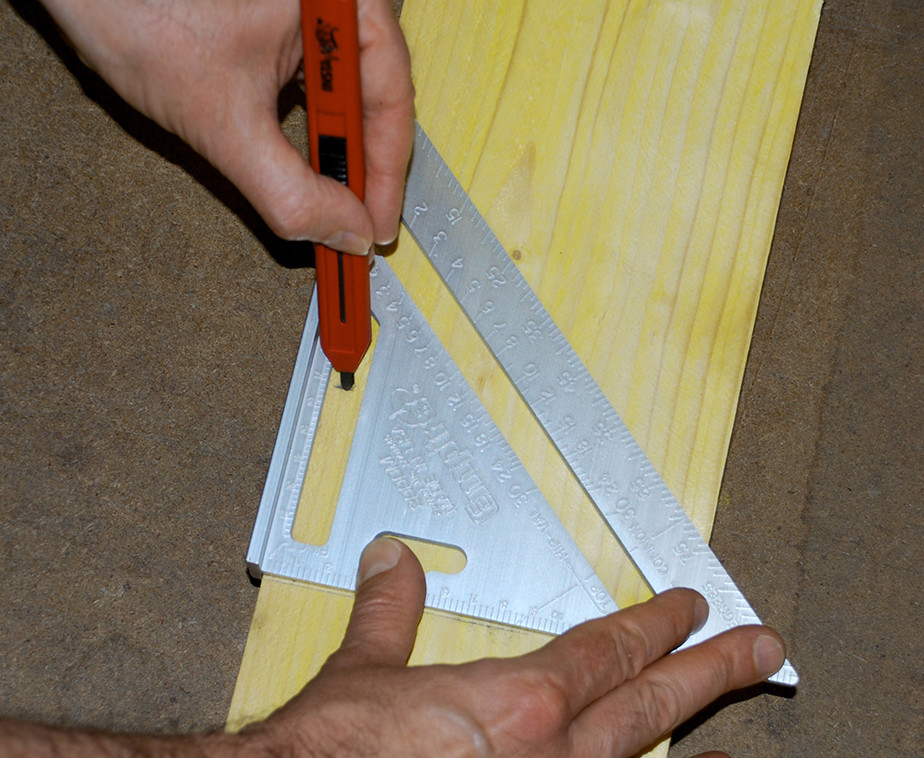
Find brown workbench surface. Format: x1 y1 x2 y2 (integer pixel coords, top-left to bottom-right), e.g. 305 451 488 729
1 1 919 754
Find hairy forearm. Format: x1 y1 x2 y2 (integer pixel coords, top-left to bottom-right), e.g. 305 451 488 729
0 717 254 758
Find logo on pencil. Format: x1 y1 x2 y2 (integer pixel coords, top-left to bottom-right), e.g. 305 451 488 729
315 19 338 92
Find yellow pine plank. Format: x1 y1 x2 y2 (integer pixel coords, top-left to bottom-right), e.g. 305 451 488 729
227 1 822 751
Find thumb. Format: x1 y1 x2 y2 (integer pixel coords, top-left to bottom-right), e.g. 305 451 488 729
326 537 427 670
203 100 374 254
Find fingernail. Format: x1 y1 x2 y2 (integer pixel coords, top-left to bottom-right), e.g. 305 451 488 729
322 231 372 256
357 537 402 585
691 595 710 634
753 634 785 677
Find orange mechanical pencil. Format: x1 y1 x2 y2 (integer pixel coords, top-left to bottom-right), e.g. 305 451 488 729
301 0 371 390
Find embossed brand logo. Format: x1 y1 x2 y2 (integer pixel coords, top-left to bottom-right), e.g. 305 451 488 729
388 386 499 524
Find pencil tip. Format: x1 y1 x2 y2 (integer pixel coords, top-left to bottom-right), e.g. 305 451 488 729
340 372 355 391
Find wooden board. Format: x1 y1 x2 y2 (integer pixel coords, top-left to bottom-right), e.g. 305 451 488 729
227 0 822 753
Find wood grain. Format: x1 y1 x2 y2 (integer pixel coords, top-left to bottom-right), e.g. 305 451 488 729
227 1 822 753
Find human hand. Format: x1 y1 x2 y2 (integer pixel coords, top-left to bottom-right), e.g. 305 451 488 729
234 537 787 757
0 536 784 755
39 0 415 254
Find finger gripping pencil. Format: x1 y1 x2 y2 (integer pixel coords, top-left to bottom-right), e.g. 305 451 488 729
302 0 370 391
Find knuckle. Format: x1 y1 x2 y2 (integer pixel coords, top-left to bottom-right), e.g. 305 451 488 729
632 674 687 735
609 616 656 679
261 198 307 241
402 80 417 111
529 672 573 724
499 668 572 734
709 634 743 688
278 198 332 241
260 177 343 242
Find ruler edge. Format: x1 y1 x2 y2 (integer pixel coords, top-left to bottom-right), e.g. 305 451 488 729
246 291 328 579
400 123 798 687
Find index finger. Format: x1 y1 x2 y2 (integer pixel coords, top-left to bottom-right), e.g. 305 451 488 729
569 625 786 757
357 0 415 245
523 588 709 719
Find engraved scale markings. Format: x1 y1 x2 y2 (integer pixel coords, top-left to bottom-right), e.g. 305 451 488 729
402 123 797 686
247 259 617 636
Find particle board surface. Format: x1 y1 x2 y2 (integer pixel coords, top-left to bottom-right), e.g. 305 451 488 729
227 0 822 749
